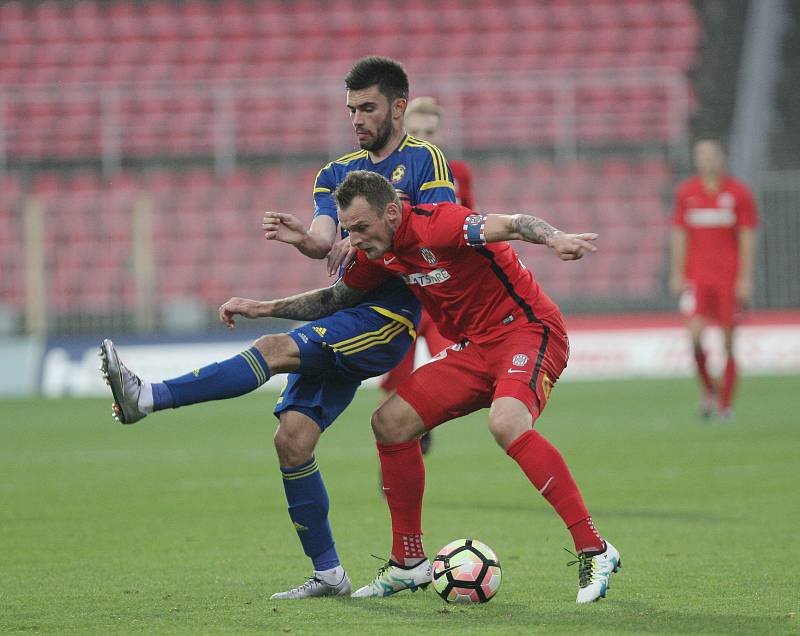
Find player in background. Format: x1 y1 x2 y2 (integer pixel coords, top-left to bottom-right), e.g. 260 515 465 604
375 97 475 457
101 57 456 601
404 97 475 209
330 171 620 604
670 139 758 421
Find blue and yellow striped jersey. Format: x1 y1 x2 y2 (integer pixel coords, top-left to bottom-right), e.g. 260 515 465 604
312 134 456 229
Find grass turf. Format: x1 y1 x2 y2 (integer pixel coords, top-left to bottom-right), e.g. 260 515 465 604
1 376 798 634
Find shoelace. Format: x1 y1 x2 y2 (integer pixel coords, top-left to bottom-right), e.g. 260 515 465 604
564 548 593 588
369 554 392 580
287 576 324 595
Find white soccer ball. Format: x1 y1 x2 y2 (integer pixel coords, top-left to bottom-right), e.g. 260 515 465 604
431 538 502 603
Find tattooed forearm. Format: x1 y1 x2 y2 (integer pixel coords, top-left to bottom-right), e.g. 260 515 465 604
510 214 561 245
267 280 365 321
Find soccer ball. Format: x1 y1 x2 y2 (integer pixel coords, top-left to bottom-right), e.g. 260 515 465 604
431 538 502 603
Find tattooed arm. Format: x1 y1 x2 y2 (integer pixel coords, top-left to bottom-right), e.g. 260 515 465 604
482 213 599 261
218 279 365 328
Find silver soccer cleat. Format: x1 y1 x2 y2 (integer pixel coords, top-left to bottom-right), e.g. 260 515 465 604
99 338 147 425
271 572 352 599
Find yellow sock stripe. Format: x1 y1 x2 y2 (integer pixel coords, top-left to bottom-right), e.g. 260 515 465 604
282 460 320 481
368 306 417 340
329 320 398 350
332 323 403 354
239 350 267 385
339 322 407 355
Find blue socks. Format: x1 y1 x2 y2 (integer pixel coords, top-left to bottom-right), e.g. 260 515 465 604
152 347 270 410
281 456 340 571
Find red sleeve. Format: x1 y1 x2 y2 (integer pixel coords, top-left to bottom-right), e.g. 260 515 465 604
341 250 393 291
735 182 759 227
423 202 487 250
673 181 688 227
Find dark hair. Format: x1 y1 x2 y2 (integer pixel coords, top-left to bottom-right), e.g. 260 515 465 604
334 170 400 215
345 56 409 103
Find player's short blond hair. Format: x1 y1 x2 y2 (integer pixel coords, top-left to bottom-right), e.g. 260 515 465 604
406 96 443 119
334 170 399 216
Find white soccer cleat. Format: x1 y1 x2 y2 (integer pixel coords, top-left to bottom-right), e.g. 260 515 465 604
99 339 147 425
351 559 432 598
270 571 352 599
568 542 621 604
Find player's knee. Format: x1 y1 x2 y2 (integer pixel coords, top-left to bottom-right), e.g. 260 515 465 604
371 402 419 444
488 411 530 450
253 334 300 374
273 425 314 468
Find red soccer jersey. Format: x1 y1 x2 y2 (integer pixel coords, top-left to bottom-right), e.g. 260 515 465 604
449 159 476 210
343 202 561 344
673 175 758 285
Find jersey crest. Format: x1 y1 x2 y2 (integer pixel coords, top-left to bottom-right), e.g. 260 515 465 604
420 248 438 265
391 164 406 183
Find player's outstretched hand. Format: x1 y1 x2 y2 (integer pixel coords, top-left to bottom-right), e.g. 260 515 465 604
549 232 598 261
326 236 356 276
219 297 265 328
262 212 308 246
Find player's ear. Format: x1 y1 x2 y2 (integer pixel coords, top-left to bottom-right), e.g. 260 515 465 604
393 97 407 119
385 201 400 223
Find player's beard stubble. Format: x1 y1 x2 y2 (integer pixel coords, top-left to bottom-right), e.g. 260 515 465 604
358 111 393 153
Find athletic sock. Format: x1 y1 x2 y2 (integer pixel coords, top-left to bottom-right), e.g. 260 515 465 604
720 355 737 409
693 346 716 395
506 429 604 553
281 456 340 572
377 439 426 565
315 565 346 585
150 347 271 411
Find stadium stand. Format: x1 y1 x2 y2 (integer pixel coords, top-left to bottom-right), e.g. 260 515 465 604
0 0 700 332
1 0 699 162
1 157 670 323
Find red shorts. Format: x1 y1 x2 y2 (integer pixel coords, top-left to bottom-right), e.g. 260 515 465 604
396 317 569 429
680 282 739 327
379 310 453 392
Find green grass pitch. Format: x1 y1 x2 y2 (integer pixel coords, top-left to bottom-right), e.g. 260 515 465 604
1 376 798 634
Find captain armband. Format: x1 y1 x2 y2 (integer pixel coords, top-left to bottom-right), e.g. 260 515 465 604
463 214 487 246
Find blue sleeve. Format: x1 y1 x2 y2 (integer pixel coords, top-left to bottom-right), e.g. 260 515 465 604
312 162 339 222
412 145 456 205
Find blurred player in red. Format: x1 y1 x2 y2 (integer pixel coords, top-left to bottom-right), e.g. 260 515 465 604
379 97 476 455
330 171 620 604
670 139 759 421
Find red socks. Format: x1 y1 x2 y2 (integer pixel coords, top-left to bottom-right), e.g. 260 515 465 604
693 347 716 394
507 430 603 553
378 431 604 559
696 347 737 410
720 355 737 409
377 440 426 564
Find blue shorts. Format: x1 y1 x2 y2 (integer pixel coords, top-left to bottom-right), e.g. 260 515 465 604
273 304 416 431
